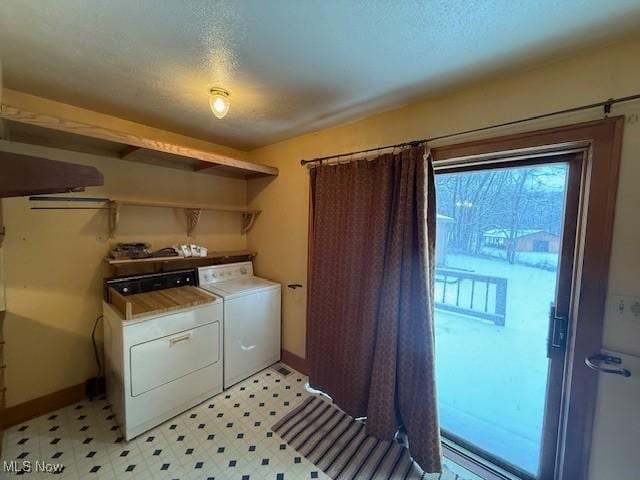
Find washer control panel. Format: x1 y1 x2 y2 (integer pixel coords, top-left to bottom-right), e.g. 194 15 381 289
198 261 253 285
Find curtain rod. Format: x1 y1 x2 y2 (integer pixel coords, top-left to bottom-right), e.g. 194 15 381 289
300 93 640 166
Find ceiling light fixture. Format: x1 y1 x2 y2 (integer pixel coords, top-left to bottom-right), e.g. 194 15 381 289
209 87 231 119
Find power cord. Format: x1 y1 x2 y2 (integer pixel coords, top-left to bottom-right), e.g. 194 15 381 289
91 314 103 376
86 314 106 400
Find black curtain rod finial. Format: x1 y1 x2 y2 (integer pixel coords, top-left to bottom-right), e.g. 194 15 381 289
604 98 614 116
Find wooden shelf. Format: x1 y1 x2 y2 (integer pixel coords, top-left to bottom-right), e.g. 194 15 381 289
0 93 279 178
105 250 257 274
105 250 256 266
108 198 261 237
112 198 260 215
28 196 260 236
0 150 103 198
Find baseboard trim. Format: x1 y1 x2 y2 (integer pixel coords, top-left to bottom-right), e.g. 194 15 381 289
6 355 306 428
281 349 308 375
5 383 86 428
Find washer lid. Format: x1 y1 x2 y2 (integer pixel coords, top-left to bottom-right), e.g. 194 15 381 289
200 276 280 299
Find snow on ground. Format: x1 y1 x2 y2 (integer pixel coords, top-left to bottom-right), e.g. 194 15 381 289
434 253 559 475
480 247 560 271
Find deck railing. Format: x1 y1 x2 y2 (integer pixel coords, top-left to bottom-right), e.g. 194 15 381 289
434 268 507 326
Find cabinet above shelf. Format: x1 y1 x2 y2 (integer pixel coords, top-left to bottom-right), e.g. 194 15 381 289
29 196 261 236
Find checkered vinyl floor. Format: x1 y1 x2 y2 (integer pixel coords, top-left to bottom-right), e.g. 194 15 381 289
1 366 477 479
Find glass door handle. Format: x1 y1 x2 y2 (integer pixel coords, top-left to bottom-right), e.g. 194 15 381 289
585 353 632 377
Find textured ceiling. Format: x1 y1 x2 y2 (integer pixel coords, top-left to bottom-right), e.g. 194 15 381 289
1 1 639 150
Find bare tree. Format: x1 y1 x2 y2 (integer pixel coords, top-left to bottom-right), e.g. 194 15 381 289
436 164 567 263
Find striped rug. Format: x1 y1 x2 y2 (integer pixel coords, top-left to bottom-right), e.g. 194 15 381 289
272 396 466 480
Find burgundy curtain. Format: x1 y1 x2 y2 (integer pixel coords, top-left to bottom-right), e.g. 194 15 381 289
307 146 442 473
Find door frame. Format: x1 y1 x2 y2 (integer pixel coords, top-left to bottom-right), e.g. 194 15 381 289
434 151 583 480
431 116 625 480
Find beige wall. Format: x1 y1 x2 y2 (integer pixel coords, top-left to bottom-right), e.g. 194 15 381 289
247 36 640 359
0 140 249 407
1 32 638 477
246 37 640 477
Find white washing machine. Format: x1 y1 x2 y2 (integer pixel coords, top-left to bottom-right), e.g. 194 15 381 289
198 262 281 389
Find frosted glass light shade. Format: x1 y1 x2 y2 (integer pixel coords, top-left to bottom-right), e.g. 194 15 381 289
209 88 230 119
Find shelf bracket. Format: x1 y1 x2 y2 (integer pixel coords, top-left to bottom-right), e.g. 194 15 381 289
108 201 120 238
241 212 259 234
186 208 201 237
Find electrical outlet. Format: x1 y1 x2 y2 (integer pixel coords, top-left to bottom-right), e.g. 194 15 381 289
609 294 640 321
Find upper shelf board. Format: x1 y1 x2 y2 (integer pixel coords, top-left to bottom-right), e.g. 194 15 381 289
0 103 278 179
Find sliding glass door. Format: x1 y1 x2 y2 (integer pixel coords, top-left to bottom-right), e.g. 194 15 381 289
434 156 580 479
